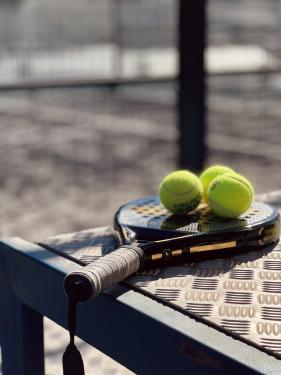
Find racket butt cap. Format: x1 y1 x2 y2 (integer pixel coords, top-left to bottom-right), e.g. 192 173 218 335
64 274 93 302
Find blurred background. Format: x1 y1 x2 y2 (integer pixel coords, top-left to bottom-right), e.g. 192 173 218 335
0 1 280 374
0 0 280 242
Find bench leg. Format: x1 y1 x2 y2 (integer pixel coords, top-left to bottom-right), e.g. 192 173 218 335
0 264 45 375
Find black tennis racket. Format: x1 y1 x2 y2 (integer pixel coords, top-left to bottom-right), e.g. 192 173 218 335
64 196 280 302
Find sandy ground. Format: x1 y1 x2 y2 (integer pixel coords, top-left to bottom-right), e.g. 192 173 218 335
0 82 279 242
0 87 177 241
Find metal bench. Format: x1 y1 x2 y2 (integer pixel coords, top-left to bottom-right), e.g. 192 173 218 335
1 192 281 374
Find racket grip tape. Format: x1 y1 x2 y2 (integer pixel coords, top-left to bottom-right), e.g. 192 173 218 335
64 245 144 302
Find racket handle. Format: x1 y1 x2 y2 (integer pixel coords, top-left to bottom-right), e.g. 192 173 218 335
64 245 144 302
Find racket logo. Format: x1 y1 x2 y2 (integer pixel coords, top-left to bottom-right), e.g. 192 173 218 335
151 248 183 261
163 248 172 260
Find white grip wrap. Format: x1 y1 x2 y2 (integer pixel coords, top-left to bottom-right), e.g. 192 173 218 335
64 245 143 301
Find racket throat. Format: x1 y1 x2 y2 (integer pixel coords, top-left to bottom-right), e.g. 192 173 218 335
142 237 239 262
147 240 237 261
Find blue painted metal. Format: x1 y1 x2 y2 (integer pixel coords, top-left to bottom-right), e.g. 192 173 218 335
0 243 44 375
0 238 281 374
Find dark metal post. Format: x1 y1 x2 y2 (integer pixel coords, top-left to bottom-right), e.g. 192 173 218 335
178 0 206 172
111 0 122 79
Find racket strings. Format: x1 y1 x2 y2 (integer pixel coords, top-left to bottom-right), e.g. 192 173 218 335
120 198 275 235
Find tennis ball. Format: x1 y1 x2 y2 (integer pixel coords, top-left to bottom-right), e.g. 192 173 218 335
159 170 203 214
208 172 254 218
199 165 235 202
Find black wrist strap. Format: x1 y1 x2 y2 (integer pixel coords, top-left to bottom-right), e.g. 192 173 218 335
62 297 85 375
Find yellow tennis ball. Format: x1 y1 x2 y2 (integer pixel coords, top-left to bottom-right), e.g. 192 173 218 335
159 170 203 214
199 165 235 202
208 172 254 218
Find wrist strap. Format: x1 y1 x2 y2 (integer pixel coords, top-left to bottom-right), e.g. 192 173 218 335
62 297 85 375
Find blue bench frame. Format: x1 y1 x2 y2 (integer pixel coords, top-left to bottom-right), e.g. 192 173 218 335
1 238 281 374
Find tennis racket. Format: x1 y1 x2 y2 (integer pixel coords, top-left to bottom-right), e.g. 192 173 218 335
64 196 280 302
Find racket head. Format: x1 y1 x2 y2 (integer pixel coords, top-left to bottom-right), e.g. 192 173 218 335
115 196 279 242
